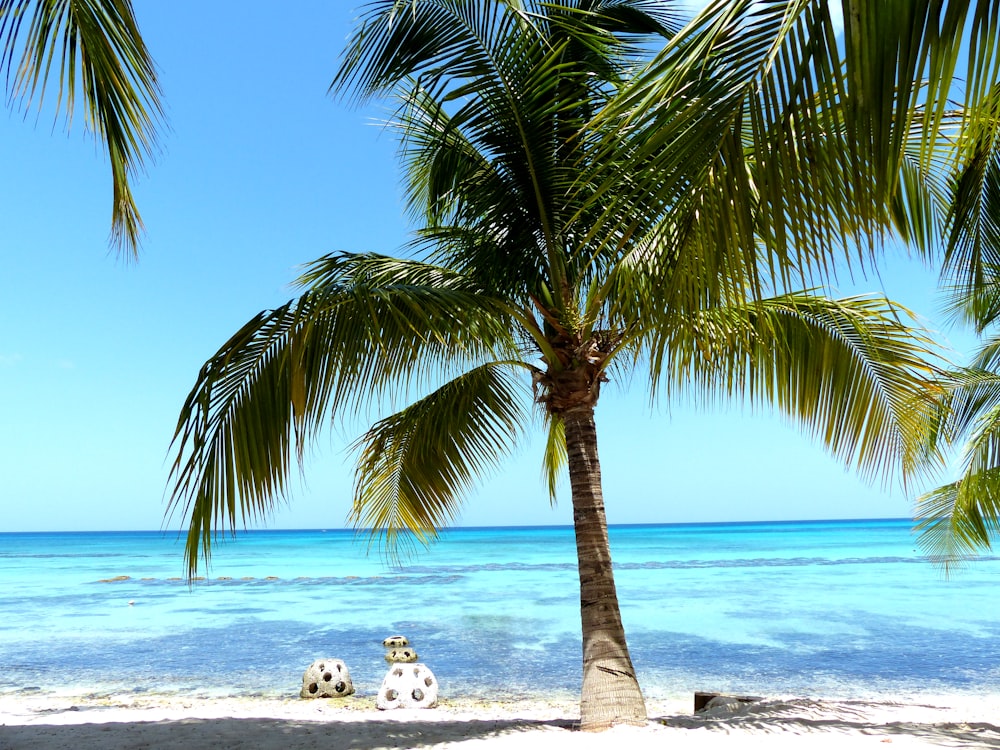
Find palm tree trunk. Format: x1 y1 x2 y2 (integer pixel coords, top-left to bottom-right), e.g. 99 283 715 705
563 407 647 730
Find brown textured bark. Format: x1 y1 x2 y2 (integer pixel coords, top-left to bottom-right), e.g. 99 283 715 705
563 407 647 730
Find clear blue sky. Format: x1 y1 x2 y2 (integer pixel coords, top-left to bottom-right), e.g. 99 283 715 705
0 2 971 533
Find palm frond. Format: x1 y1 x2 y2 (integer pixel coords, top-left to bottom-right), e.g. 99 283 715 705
934 364 1000 437
656 293 944 485
589 0 858 291
0 0 163 257
333 0 534 104
576 0 682 37
885 106 964 256
339 0 677 308
970 332 1000 372
915 336 1000 567
350 362 531 558
916 474 1000 569
389 79 559 297
168 253 520 575
941 92 1000 330
589 0 1000 302
945 0 1000 165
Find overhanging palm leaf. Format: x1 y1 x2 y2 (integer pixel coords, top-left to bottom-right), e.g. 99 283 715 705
1 0 163 257
915 479 1000 565
916 361 1000 565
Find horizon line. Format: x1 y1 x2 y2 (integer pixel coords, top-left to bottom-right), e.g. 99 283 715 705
1 516 913 535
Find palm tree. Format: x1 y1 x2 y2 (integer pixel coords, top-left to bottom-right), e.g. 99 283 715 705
1 0 162 257
168 1 951 730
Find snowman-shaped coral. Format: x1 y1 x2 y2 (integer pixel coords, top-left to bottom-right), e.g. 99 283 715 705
376 635 438 709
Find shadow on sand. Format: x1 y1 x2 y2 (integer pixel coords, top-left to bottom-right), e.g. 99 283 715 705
3 699 999 749
657 698 1000 747
0 715 573 750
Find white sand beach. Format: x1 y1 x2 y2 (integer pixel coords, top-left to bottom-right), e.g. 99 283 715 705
1 693 997 749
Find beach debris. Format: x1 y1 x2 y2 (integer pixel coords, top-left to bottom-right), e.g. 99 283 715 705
376 635 438 709
694 692 762 714
300 659 355 699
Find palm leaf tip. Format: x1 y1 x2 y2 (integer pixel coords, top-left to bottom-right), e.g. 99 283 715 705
542 410 567 505
1 0 164 257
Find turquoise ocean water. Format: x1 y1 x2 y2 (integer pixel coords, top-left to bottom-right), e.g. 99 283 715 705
1 519 998 703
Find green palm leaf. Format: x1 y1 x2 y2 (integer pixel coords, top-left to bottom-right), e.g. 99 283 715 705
591 1 852 287
541 410 567 504
591 0 1000 301
942 99 1000 329
1 0 162 257
656 293 944 484
169 253 520 574
914 479 1000 568
350 362 530 556
916 363 1000 565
